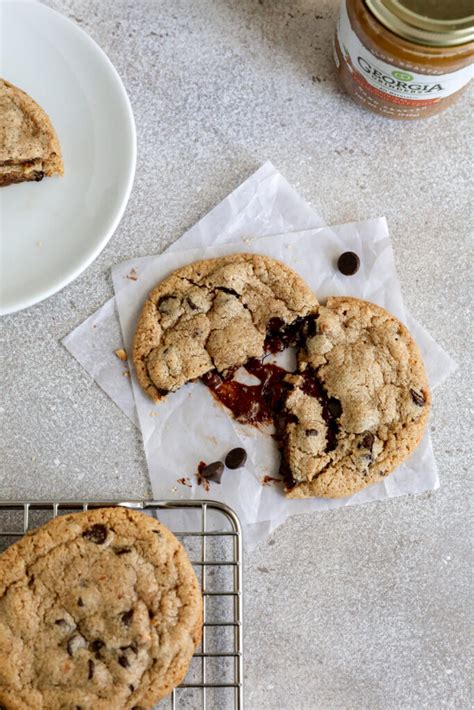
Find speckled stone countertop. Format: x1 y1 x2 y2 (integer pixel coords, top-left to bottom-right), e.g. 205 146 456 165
1 1 472 708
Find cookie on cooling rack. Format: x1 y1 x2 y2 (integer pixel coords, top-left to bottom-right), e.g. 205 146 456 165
133 253 319 401
0 507 202 710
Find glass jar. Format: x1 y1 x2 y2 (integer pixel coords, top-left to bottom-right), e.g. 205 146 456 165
334 0 474 119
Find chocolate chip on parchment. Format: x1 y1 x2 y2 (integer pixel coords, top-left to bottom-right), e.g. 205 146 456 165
410 388 425 406
121 609 134 626
82 524 108 544
337 251 360 276
200 461 224 483
225 447 247 469
118 655 130 668
88 659 95 680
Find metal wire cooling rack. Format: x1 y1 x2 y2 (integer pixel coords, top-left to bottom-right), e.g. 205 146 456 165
0 500 243 710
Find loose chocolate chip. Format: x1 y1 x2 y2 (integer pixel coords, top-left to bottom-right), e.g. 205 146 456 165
88 659 95 680
115 547 132 555
90 639 105 653
361 432 375 449
118 654 130 668
82 524 108 544
225 447 247 469
34 170 45 182
327 398 342 418
305 429 318 436
200 461 224 483
121 609 134 626
410 388 425 406
77 597 84 607
337 251 360 276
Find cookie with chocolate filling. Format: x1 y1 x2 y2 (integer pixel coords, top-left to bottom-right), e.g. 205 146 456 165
279 297 431 498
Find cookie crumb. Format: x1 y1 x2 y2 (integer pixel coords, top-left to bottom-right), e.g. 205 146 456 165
115 348 128 361
177 477 192 488
261 475 282 487
126 268 138 281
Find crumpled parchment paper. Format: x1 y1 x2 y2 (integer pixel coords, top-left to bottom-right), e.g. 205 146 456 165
63 162 456 547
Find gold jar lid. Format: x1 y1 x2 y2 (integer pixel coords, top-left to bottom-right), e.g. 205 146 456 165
365 0 474 46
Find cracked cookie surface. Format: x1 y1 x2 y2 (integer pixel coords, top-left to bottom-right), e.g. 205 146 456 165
133 253 319 401
280 297 431 498
0 507 202 710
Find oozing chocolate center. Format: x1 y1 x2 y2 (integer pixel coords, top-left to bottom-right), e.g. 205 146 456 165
201 315 343 491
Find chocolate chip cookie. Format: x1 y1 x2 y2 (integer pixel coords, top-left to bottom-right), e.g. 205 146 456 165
278 297 431 498
0 507 202 709
133 253 319 401
0 79 63 187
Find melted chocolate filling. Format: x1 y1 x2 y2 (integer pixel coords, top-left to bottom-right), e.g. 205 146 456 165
202 359 291 425
264 314 318 354
201 314 341 491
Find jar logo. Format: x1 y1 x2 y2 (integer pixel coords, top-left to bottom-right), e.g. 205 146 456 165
392 70 413 82
357 56 443 94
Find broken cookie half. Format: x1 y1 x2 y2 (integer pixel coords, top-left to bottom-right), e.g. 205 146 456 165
0 79 63 187
133 253 320 401
278 297 431 498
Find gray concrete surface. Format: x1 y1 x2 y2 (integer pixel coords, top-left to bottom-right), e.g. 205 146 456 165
1 1 473 708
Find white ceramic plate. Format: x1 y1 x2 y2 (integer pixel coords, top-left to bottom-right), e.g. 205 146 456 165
0 0 136 315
